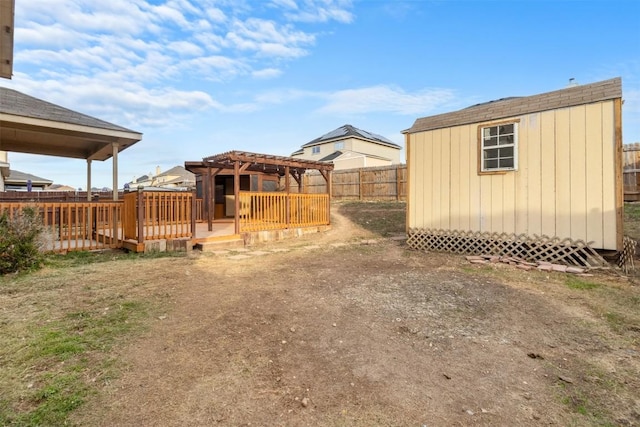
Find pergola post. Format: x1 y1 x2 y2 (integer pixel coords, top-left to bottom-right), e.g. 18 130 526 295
285 166 290 226
206 165 212 231
112 142 119 201
234 160 240 234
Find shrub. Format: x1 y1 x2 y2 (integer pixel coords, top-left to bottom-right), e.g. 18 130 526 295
0 207 45 274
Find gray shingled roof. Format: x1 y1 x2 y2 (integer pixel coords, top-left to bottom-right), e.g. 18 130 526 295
303 124 401 149
404 77 622 134
6 169 52 185
0 87 136 132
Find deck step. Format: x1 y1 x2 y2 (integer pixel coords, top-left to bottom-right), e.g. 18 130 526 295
195 236 245 251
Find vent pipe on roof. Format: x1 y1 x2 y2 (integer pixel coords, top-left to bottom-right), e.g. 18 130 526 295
567 77 579 87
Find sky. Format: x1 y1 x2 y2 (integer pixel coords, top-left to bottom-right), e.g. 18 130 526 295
2 0 639 190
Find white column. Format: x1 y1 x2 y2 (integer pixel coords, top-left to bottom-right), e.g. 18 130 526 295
86 159 92 201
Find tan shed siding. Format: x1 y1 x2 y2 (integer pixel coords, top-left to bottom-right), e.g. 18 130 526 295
408 99 618 250
555 107 572 239
540 110 557 238
569 105 588 242
585 103 604 247
602 102 617 249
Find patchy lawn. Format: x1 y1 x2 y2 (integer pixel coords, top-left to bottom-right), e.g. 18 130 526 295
0 204 638 426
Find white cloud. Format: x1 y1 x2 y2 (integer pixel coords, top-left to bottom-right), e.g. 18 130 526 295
10 0 356 130
252 68 283 79
316 85 456 115
282 0 354 23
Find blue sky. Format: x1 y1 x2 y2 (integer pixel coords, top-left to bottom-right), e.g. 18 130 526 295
3 0 639 189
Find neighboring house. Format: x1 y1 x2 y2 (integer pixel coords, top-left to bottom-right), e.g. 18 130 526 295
47 184 77 192
291 124 402 170
403 77 623 253
128 165 195 190
4 170 53 191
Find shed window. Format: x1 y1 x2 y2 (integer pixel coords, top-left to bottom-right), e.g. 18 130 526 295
312 146 320 154
480 122 518 172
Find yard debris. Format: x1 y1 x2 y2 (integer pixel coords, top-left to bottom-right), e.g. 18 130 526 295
465 255 588 274
527 352 544 359
301 397 310 407
558 375 574 384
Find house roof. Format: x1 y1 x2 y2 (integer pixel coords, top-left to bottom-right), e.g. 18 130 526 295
404 77 622 134
5 169 53 185
318 151 344 162
0 87 142 161
302 124 401 149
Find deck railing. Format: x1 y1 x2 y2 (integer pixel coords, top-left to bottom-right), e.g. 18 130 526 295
239 192 329 232
0 202 123 252
123 190 194 242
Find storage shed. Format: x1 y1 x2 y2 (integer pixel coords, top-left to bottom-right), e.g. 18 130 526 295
403 77 623 264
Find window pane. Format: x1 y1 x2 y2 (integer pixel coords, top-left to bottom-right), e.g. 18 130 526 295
484 136 498 147
483 128 492 138
484 159 498 169
499 147 514 157
489 126 498 136
499 158 514 168
499 124 514 134
498 134 514 145
484 148 499 159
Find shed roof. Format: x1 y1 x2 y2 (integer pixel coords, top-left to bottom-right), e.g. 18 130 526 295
404 77 622 134
303 124 401 149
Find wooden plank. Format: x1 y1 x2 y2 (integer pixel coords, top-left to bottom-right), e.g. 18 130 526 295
555 107 572 240
602 100 618 249
615 98 624 251
449 126 461 230
540 110 556 238
468 125 481 232
569 104 588 241
527 113 542 236
514 116 529 234
439 128 451 230
585 102 604 248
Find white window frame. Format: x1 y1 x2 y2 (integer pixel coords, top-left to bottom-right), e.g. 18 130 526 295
311 146 320 154
479 121 518 173
334 141 345 150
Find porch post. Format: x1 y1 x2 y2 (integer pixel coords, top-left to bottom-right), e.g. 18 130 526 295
112 142 119 201
86 159 92 201
234 160 240 234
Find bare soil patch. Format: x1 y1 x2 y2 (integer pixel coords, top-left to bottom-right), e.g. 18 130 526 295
2 203 638 426
68 205 640 426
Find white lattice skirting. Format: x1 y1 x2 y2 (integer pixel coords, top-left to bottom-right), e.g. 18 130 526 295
407 228 611 268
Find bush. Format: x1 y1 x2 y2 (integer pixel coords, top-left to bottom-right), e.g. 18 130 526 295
0 207 45 274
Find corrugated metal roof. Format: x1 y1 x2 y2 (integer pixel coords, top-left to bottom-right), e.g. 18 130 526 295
404 77 622 134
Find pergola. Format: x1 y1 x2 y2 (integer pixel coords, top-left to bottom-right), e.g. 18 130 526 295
185 150 334 234
0 87 142 200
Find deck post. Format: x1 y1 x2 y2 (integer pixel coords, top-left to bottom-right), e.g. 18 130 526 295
191 187 196 238
234 160 240 234
285 166 290 227
137 187 144 244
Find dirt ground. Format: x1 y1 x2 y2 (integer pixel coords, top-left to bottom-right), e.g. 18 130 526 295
69 206 640 426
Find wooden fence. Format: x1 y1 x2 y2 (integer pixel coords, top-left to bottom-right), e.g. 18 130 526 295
623 143 640 201
291 164 407 201
0 190 122 202
239 191 329 232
